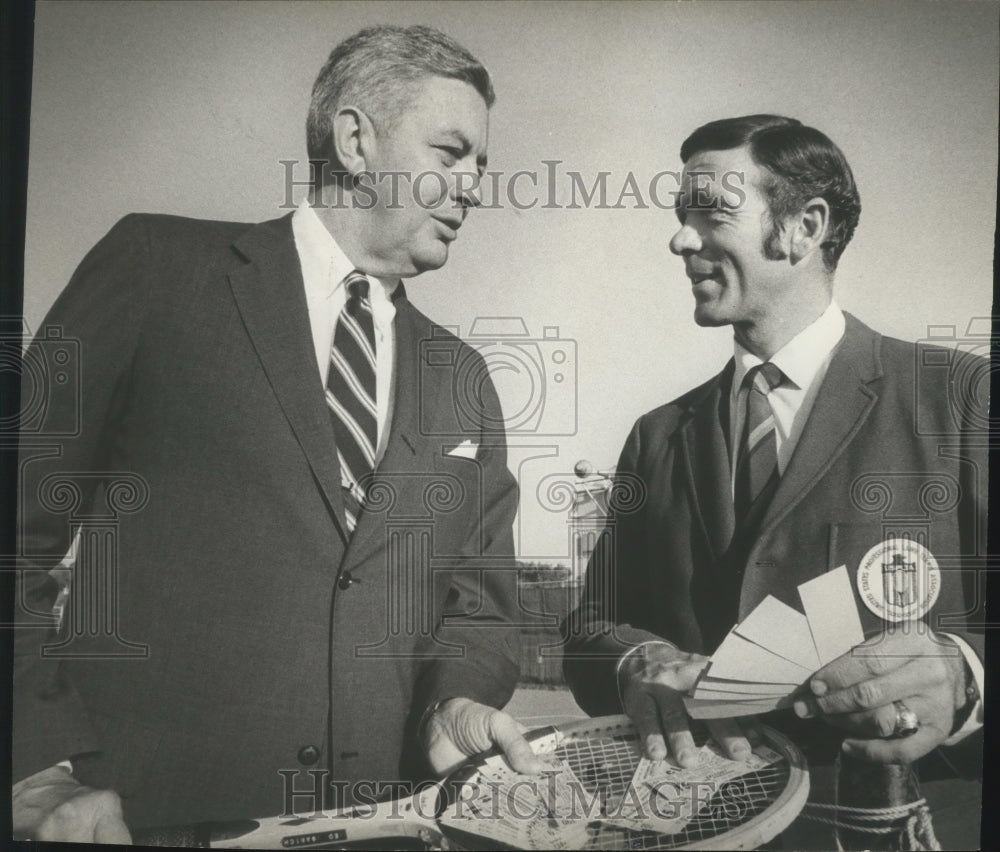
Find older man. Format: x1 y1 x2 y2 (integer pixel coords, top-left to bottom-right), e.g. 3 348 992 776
13 24 543 842
565 115 984 846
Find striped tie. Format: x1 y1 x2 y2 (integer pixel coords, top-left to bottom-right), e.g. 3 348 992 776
734 362 785 529
326 271 377 534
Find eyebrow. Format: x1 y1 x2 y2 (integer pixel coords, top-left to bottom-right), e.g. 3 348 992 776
438 130 488 169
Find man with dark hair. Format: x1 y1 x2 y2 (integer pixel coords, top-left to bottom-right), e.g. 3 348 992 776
13 24 543 843
565 114 984 844
678 115 861 271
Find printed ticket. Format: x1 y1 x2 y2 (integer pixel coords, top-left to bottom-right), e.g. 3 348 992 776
441 756 592 849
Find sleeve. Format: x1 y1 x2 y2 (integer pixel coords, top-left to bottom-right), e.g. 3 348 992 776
561 417 673 717
407 361 522 725
13 215 151 782
940 633 983 744
934 346 989 658
935 350 990 746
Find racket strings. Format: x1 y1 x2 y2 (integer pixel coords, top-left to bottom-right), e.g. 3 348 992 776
550 731 790 849
444 721 801 851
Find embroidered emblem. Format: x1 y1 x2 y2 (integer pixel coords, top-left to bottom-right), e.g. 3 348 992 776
856 538 940 622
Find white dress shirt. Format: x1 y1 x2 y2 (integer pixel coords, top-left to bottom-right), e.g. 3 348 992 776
621 300 983 742
729 300 845 486
292 199 399 463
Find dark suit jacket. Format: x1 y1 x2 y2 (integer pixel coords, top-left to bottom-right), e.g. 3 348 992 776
564 314 986 756
14 214 521 827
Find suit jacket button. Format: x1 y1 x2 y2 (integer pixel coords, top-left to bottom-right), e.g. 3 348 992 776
297 745 320 765
338 571 354 591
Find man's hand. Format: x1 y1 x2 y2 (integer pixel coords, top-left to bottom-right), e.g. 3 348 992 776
12 764 131 843
620 642 761 767
423 697 549 777
792 629 967 763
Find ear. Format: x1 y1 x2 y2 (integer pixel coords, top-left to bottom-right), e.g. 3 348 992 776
788 197 830 264
331 106 377 178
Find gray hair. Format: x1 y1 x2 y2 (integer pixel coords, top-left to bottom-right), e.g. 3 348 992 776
307 25 494 183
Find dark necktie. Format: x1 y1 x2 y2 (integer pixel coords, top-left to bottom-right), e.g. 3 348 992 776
733 362 785 528
325 271 377 533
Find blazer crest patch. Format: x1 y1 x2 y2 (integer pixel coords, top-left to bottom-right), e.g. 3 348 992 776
856 538 941 623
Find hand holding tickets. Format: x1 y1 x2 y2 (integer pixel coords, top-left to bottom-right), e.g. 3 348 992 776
684 566 864 718
620 642 761 766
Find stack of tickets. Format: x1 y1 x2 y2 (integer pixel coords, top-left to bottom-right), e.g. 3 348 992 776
683 565 864 719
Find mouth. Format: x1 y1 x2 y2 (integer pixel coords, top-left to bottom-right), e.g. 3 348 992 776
432 216 462 241
687 270 717 286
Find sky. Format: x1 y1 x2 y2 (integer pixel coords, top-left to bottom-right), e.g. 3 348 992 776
24 0 998 561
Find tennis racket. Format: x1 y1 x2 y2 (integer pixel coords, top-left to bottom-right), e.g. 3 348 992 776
134 714 809 850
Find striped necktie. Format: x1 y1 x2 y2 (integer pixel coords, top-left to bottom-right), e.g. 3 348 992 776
733 362 785 529
325 271 377 534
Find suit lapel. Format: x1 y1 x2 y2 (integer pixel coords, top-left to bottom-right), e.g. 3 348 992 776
227 216 349 543
342 297 430 568
372 298 429 475
680 362 736 559
755 313 882 539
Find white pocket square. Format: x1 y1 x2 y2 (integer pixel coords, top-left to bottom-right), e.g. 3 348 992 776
446 439 479 459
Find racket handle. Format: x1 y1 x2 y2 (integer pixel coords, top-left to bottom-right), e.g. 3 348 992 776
836 755 918 850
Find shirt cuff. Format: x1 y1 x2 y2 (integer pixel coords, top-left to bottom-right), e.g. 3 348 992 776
941 633 984 745
615 640 677 708
12 761 74 794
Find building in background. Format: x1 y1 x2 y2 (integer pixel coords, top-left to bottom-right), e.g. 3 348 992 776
568 462 614 583
516 461 614 685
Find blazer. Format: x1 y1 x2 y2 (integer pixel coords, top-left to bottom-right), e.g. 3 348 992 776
564 314 987 738
14 214 522 827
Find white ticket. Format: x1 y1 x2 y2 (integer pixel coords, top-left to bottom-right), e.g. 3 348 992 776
441 756 592 849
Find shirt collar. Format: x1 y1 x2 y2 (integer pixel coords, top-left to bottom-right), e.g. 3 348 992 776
733 300 846 393
292 200 401 306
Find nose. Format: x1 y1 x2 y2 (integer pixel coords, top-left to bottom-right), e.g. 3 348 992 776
451 167 482 211
669 223 702 256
